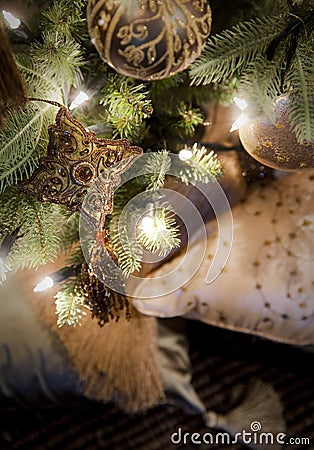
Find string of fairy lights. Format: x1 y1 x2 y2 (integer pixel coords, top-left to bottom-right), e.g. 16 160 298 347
0 7 247 294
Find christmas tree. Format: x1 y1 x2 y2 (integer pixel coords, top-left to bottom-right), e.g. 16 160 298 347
0 0 313 331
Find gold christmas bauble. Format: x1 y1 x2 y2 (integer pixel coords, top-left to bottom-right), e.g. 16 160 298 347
239 99 314 171
87 0 212 80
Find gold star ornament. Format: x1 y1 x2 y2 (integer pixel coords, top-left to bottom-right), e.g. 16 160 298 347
20 103 143 214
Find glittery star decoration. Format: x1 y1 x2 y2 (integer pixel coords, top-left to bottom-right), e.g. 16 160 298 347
20 104 143 214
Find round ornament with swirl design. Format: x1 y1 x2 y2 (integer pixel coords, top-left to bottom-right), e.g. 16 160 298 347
87 0 212 80
239 98 314 171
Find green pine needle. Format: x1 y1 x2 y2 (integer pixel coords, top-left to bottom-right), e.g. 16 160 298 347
286 41 314 143
55 281 88 327
144 150 171 191
31 30 83 86
59 213 80 253
41 1 87 40
137 206 180 257
16 53 63 97
0 258 10 285
174 102 204 139
0 188 69 270
101 77 153 142
0 103 57 192
179 144 223 185
189 15 286 85
239 54 284 120
110 219 144 276
0 51 63 194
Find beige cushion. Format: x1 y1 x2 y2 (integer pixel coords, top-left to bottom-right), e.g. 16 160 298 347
133 172 314 345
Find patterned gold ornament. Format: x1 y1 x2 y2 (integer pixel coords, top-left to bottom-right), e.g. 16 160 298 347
87 0 212 80
239 99 314 171
20 101 143 213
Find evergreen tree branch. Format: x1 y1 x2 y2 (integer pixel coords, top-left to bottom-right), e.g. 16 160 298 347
0 103 56 192
179 144 223 185
137 205 180 257
41 0 87 41
0 259 10 285
55 278 88 327
10 200 68 270
0 188 69 270
101 76 153 142
174 102 204 139
59 213 80 253
286 38 314 143
189 15 287 85
239 54 285 120
110 215 144 276
16 54 63 95
144 150 171 191
31 30 84 86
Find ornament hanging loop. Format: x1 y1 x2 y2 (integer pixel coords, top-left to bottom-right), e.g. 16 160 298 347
28 97 65 109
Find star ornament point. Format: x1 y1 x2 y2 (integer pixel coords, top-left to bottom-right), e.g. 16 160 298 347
20 107 143 213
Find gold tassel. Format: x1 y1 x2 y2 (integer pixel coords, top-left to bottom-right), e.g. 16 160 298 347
205 379 285 450
33 291 165 413
0 20 28 127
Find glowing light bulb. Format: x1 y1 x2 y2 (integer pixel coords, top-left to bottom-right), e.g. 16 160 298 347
230 113 249 132
179 148 193 161
2 11 21 29
34 276 54 293
141 216 155 233
155 217 167 232
69 91 89 110
234 96 248 111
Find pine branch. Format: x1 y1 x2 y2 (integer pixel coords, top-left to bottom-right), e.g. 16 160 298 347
0 259 10 285
59 212 80 253
0 103 56 192
189 15 287 85
239 54 285 120
101 77 153 142
1 5 84 194
55 279 88 327
174 102 204 139
179 144 223 185
108 169 172 275
65 245 85 267
144 150 171 191
11 200 68 269
0 188 68 270
137 205 180 257
110 217 143 276
286 39 314 143
16 53 63 97
31 30 84 86
41 0 87 41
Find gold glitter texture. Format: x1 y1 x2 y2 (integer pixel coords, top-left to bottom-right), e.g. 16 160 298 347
239 99 314 171
20 106 143 213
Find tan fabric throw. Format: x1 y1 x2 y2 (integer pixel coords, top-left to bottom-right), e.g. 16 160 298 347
35 294 164 412
17 260 164 413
